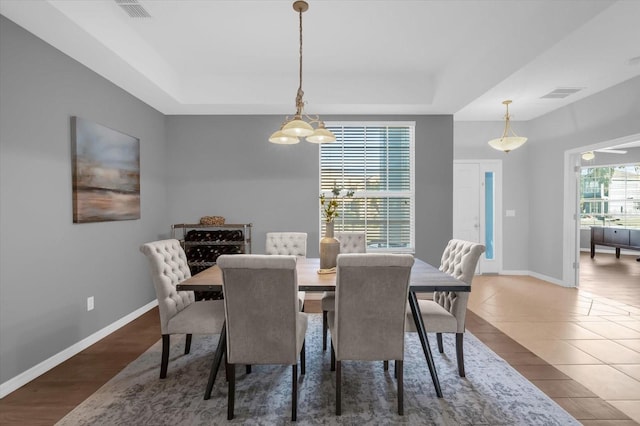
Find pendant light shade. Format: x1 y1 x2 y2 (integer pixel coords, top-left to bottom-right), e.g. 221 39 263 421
282 117 314 137
306 122 336 143
269 129 300 144
269 1 335 145
581 151 595 161
488 100 527 153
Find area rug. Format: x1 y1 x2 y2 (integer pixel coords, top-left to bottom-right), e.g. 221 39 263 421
56 314 579 425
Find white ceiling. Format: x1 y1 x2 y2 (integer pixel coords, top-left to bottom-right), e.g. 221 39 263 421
1 0 640 121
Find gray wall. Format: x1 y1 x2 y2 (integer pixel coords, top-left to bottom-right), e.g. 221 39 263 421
526 76 640 280
165 115 454 265
0 16 167 384
0 14 454 387
454 76 640 280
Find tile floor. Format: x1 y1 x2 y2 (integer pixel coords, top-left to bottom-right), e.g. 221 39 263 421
468 252 640 425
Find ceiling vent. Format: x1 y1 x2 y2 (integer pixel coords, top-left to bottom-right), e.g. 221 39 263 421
540 87 583 99
115 0 151 18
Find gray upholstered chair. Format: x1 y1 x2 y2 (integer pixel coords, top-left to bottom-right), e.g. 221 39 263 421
265 232 307 311
217 254 308 421
140 239 226 379
321 231 366 350
328 253 414 416
405 239 485 377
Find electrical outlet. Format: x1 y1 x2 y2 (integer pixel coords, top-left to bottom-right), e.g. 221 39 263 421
87 296 94 311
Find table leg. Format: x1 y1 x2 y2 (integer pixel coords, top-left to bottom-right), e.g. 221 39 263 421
408 291 443 398
204 322 226 400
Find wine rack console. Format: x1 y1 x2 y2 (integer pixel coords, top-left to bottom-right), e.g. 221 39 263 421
172 223 252 300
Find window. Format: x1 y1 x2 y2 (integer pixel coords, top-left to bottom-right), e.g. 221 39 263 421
320 122 415 252
580 163 640 229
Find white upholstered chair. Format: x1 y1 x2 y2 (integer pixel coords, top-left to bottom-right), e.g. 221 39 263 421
140 239 226 379
217 254 308 421
405 239 485 377
321 231 366 350
265 232 307 256
265 232 307 310
328 253 414 415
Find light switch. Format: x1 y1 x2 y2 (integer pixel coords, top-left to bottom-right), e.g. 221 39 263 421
506 210 516 217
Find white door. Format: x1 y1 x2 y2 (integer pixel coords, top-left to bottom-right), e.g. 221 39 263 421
453 163 480 243
453 160 502 274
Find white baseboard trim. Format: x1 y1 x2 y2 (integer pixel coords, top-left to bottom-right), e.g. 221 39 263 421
528 271 572 287
494 270 573 287
498 269 529 276
0 300 158 399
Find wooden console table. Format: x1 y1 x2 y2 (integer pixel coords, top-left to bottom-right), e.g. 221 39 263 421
590 226 640 258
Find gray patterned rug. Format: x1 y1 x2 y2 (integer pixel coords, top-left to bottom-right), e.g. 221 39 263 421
57 314 579 425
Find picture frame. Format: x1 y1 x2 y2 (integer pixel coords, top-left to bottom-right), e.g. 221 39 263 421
71 116 140 223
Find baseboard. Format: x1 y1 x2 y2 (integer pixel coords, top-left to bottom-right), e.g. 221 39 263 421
498 269 529 276
528 271 572 287
496 270 572 287
0 300 158 399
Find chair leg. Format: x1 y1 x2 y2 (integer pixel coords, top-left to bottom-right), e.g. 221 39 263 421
436 333 444 353
322 311 328 351
456 333 465 377
246 365 251 374
292 364 298 421
397 360 404 415
383 360 389 371
336 360 342 415
394 360 399 379
160 335 170 379
227 363 235 420
185 333 192 355
301 341 306 375
330 341 335 371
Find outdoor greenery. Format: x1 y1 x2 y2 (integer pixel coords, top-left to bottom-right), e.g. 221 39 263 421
580 164 640 229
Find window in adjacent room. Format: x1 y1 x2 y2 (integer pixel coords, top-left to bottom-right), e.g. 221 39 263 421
580 163 640 229
320 122 415 252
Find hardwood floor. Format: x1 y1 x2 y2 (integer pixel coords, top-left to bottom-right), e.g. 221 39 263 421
0 309 161 425
1 252 638 425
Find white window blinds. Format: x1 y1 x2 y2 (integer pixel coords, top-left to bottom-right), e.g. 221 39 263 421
320 122 415 252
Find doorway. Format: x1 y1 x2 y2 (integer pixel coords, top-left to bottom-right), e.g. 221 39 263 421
453 160 502 274
562 132 640 287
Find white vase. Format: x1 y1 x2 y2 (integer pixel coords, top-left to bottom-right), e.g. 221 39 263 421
320 221 340 270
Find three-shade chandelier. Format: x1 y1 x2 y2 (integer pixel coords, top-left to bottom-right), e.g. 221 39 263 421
269 1 335 145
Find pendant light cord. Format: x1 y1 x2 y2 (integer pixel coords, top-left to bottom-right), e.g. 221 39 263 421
295 7 305 116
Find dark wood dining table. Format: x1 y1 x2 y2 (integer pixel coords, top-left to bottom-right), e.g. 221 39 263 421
177 257 470 399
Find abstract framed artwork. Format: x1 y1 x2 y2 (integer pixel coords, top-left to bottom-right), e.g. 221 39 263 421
71 116 140 223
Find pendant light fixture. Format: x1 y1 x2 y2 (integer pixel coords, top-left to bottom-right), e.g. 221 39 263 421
269 1 336 145
488 100 527 153
582 151 595 161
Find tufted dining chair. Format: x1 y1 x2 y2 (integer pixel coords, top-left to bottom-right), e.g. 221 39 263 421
265 232 307 311
405 239 485 377
140 239 226 379
217 254 308 421
328 253 414 415
321 231 366 350
265 232 307 256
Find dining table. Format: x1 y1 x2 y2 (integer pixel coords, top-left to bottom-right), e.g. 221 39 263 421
177 256 470 400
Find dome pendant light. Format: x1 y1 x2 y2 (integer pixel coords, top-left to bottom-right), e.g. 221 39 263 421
488 100 527 153
269 1 336 145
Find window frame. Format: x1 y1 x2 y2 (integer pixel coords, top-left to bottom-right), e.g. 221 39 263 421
579 162 640 230
319 121 416 253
